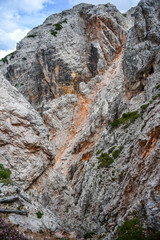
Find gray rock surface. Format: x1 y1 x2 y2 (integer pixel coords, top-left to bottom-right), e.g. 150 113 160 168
0 3 127 110
0 72 55 189
123 0 160 99
0 0 159 239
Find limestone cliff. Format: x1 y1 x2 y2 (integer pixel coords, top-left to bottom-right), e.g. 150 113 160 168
0 0 159 239
0 3 128 110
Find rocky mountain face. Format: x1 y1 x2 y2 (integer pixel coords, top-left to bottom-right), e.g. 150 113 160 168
0 0 160 239
0 3 129 110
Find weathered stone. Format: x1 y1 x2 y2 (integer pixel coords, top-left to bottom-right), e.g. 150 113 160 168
0 72 55 189
0 3 127 110
0 0 159 239
123 0 160 99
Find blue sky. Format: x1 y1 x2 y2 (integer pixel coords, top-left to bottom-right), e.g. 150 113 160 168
0 0 139 58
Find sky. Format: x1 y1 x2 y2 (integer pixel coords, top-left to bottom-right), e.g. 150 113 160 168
0 0 140 59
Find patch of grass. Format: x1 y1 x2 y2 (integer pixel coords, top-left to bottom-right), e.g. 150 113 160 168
112 146 124 159
123 13 127 17
17 206 22 211
141 103 149 111
0 51 16 64
62 18 67 23
1 56 8 64
51 30 57 37
9 51 16 59
27 34 37 38
118 219 160 240
84 232 95 239
98 153 114 168
36 211 43 219
65 207 69 213
96 149 104 155
51 19 67 37
110 118 120 128
110 111 140 129
108 146 116 154
54 22 63 31
117 218 145 240
104 4 109 8
0 164 12 185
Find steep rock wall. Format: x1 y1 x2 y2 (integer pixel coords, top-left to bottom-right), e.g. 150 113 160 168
0 72 55 189
0 3 127 110
0 0 159 239
123 0 160 98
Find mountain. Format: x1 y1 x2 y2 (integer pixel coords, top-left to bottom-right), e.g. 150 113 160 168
0 0 160 239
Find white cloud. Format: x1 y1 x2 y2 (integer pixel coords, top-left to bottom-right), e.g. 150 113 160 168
17 0 54 13
0 0 54 53
0 0 54 13
8 29 30 42
0 28 30 50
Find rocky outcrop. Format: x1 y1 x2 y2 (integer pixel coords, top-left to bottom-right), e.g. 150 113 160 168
0 3 128 110
0 0 160 239
0 72 55 189
123 0 160 99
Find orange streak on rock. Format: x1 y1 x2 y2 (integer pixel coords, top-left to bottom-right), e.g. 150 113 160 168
82 151 93 161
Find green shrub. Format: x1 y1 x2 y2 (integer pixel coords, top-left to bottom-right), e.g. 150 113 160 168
108 146 116 153
36 211 43 219
1 56 8 64
110 111 140 129
84 232 95 239
123 14 127 17
104 4 109 8
0 163 4 169
98 153 114 168
110 118 120 128
0 164 12 185
96 149 104 155
0 169 11 179
54 22 63 31
112 146 124 159
122 112 139 122
141 103 149 111
62 18 67 23
118 219 160 240
51 19 67 37
27 34 37 38
117 218 145 240
51 30 57 36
